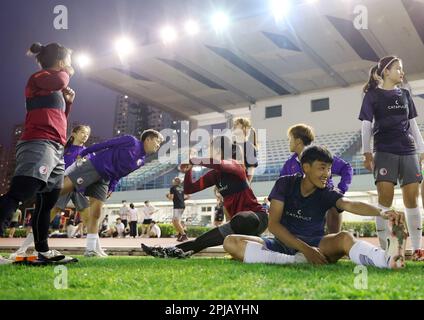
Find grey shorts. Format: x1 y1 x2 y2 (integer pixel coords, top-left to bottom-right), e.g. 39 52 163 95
173 208 185 219
14 140 65 192
374 152 422 187
55 192 89 211
66 159 109 202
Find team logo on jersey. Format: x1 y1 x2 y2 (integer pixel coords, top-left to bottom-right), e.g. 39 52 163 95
39 166 48 175
137 159 143 166
77 177 84 185
379 168 388 176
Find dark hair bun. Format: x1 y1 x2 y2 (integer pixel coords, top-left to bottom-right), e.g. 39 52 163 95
29 42 43 54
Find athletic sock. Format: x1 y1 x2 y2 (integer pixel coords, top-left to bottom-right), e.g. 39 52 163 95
95 237 106 254
86 234 98 251
348 240 390 269
243 241 296 264
17 232 34 254
405 207 422 251
376 204 390 249
176 227 224 253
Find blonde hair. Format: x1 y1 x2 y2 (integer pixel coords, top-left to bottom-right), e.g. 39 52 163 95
233 117 257 148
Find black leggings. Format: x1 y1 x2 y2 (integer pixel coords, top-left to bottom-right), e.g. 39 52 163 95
176 211 268 254
0 176 61 252
129 221 138 237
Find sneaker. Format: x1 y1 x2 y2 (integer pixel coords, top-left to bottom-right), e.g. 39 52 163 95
177 234 189 242
38 250 65 262
84 250 107 258
0 256 13 265
412 249 424 262
385 219 408 269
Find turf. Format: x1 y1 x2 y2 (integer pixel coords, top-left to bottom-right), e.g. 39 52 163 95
0 256 423 300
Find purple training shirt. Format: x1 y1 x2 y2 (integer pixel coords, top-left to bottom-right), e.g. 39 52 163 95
279 153 353 194
358 88 418 155
64 145 85 169
79 135 146 187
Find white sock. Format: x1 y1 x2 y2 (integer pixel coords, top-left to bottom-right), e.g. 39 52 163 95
95 237 105 253
17 232 34 254
86 234 98 251
405 207 422 251
243 241 296 264
349 240 390 269
376 204 390 249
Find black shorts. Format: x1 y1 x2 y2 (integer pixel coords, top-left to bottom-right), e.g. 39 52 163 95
143 219 152 225
214 212 224 222
9 222 19 228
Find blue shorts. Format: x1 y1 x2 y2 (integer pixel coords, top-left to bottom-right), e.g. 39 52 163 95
262 236 323 255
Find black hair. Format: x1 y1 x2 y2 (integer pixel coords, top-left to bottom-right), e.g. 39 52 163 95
300 145 333 166
28 42 72 69
64 125 91 150
140 129 163 142
129 203 134 209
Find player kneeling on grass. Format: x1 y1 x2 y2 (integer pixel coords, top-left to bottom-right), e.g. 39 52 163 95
60 129 163 257
224 146 408 270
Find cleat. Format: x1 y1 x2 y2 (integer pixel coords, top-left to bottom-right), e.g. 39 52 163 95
141 243 192 259
412 249 424 262
141 243 166 258
385 219 408 269
84 250 107 258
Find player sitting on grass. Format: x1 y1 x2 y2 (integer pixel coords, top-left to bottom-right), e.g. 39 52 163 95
224 146 408 270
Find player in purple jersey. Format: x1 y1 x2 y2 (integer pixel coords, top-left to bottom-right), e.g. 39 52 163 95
224 146 408 270
359 55 424 261
60 129 163 257
280 124 353 233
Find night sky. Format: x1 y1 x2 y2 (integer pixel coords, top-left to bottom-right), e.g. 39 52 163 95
0 0 264 148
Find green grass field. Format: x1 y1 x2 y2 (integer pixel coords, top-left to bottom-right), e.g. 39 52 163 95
1 256 423 300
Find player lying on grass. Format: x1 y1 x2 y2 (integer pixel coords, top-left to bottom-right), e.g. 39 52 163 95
224 146 408 270
141 135 268 258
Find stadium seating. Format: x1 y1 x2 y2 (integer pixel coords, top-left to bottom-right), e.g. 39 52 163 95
254 130 361 182
116 130 363 189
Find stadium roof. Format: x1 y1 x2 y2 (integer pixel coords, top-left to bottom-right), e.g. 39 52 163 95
85 0 424 119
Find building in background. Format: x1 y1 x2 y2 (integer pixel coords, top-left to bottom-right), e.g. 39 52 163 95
3 124 24 191
0 144 9 195
113 94 187 137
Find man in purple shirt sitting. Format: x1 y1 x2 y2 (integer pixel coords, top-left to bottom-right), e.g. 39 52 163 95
60 129 163 257
279 124 353 233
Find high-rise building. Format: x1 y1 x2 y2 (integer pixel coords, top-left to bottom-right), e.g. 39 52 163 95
113 95 144 137
0 145 9 195
5 124 24 189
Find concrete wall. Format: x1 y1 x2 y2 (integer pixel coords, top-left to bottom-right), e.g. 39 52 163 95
251 84 424 141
